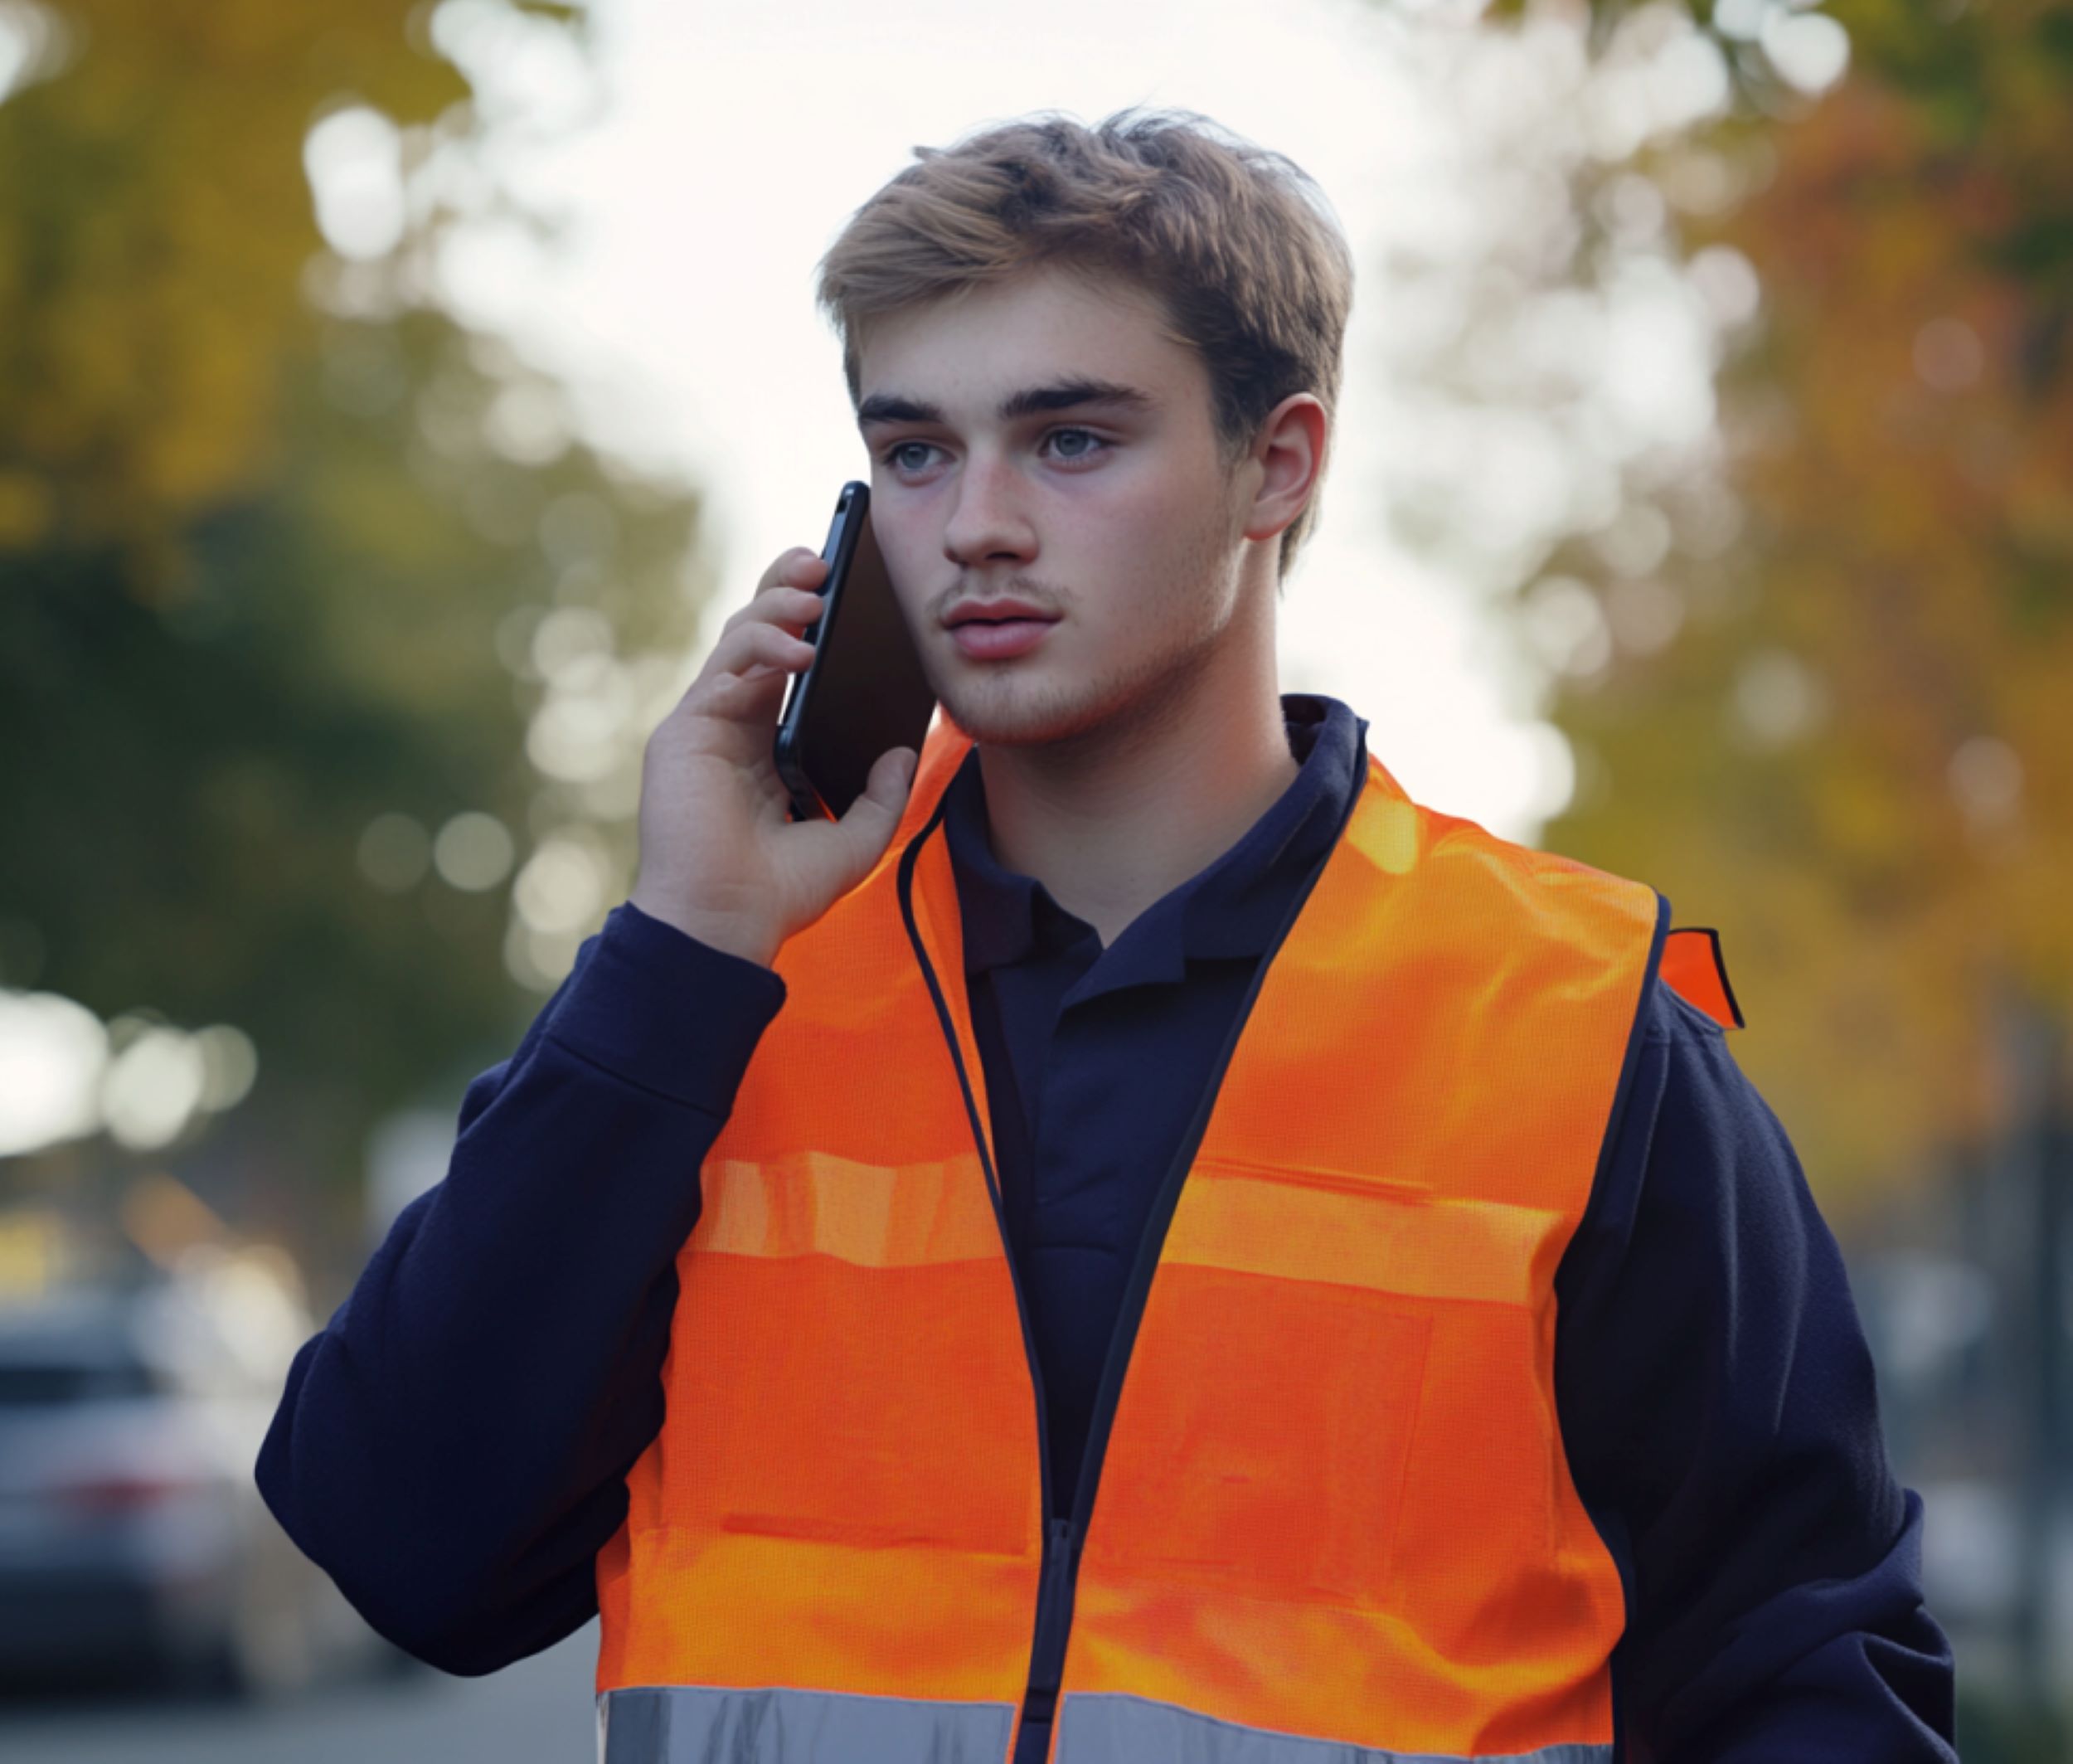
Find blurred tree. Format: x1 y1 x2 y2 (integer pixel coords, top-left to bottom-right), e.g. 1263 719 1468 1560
1449 0 2072 1213
0 1 714 1266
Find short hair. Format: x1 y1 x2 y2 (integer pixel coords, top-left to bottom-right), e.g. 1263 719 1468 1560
814 105 1356 586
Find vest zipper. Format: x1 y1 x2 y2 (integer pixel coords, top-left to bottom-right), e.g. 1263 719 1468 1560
895 806 1087 1745
1020 1515 1078 1731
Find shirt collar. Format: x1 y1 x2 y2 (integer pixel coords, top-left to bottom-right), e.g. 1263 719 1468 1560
943 692 1368 984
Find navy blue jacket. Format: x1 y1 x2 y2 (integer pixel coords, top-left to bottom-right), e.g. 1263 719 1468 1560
257 693 1957 1762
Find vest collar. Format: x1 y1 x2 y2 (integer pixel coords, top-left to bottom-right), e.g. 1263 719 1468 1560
925 694 1371 976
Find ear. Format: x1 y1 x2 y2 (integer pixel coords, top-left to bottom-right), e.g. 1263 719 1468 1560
1240 393 1328 546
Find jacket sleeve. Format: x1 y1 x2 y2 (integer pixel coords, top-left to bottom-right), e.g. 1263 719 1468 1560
1554 979 1958 1763
255 901 785 1674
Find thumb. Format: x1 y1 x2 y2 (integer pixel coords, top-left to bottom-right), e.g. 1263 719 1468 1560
833 746 918 852
872 746 919 799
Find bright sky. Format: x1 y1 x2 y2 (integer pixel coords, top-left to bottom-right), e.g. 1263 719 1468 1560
429 0 1575 843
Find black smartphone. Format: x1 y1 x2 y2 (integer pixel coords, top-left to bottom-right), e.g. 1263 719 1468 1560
774 481 938 824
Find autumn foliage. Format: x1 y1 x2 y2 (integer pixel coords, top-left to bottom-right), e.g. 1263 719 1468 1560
1540 0 2073 1212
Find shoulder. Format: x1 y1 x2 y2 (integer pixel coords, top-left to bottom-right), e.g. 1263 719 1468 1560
1634 965 1810 1221
1651 975 1734 1048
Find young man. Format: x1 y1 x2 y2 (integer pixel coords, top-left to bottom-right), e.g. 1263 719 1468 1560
259 108 1958 1762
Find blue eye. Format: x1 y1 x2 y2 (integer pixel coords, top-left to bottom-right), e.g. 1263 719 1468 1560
1046 428 1105 461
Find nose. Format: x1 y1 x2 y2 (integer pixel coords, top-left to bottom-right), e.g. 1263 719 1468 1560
941 449 1035 570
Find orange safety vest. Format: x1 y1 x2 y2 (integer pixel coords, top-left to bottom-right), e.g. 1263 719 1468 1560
595 710 1728 1763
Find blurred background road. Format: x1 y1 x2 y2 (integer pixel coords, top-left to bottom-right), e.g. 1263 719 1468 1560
0 1621 597 1764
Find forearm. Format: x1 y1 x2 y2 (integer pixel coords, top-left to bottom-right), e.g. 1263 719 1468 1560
256 905 784 1672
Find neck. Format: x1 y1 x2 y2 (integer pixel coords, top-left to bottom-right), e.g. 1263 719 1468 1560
974 621 1300 950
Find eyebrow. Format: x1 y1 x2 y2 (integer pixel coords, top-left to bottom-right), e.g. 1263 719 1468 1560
856 376 1158 431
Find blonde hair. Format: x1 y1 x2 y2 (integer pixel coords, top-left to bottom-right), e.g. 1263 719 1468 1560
814 105 1356 586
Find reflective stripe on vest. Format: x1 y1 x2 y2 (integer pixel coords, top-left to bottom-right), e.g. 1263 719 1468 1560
598 1682 1615 1762
595 710 1665 1764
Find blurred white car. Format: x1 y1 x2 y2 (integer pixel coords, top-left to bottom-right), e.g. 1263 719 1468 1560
0 1251 402 1698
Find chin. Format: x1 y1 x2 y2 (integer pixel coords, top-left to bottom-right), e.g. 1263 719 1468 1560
936 673 1135 755
936 692 1062 749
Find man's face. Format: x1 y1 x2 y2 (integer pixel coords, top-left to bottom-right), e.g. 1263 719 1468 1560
854 265 1259 752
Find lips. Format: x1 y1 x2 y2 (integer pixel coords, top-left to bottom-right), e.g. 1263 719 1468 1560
949 616 1056 660
944 601 1058 628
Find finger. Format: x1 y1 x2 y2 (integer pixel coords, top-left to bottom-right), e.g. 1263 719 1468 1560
724 563 827 636
759 547 827 593
759 585 827 629
830 746 915 853
689 621 803 707
721 586 823 645
714 618 815 685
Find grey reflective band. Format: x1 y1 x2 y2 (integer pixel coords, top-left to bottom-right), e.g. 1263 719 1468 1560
1059 1690 1614 1762
597 1685 1017 1763
598 1685 1613 1764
